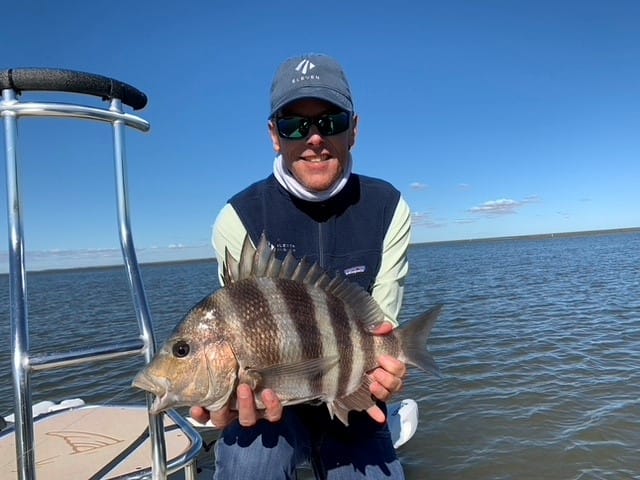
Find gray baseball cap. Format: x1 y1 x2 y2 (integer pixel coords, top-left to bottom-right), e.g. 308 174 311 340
269 53 354 118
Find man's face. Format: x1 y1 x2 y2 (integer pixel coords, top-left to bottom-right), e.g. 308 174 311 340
269 98 358 192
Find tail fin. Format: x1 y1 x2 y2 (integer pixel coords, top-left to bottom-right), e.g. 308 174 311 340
397 304 442 377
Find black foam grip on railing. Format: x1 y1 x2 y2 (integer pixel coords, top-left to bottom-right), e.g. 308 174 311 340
0 68 148 110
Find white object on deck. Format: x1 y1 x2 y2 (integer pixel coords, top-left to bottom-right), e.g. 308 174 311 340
3 398 86 424
387 398 419 448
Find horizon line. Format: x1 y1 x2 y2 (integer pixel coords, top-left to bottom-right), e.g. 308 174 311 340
1 226 638 275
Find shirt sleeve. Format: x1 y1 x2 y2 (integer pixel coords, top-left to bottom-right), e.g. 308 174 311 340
370 196 411 327
211 203 248 286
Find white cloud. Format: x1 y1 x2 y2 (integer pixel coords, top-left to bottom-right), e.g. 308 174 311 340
468 195 542 216
522 195 541 204
470 198 520 216
411 211 445 228
410 182 428 191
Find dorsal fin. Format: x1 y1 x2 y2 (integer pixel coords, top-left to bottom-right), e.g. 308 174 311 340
222 232 282 283
238 233 256 277
221 233 387 330
222 246 239 285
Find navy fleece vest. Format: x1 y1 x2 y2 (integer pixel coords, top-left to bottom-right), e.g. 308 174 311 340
229 174 401 292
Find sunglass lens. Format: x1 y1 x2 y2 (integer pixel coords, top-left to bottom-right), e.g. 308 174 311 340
276 117 308 139
276 112 350 139
318 112 350 135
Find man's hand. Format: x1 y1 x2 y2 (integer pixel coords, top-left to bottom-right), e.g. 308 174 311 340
366 322 407 423
189 384 283 429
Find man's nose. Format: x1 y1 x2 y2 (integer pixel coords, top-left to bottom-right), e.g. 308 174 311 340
306 126 325 146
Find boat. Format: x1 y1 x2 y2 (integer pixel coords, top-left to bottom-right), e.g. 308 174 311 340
0 68 418 479
0 68 202 479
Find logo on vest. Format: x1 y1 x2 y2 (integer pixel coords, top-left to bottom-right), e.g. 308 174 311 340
275 242 296 255
344 265 366 276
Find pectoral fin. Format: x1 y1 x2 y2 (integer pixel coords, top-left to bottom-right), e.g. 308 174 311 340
239 356 340 399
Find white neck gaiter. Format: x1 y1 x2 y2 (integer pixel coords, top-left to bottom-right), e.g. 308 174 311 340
273 153 353 202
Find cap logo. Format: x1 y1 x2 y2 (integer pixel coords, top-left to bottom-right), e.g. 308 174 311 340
270 54 352 116
295 59 315 75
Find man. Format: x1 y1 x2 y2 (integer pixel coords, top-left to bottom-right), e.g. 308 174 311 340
191 53 412 479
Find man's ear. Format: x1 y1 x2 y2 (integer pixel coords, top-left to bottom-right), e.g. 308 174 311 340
349 115 359 150
268 121 281 153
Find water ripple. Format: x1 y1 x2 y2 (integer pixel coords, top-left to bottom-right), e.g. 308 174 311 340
1 233 639 479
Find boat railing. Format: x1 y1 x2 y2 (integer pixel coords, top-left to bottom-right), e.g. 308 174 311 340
1 68 202 480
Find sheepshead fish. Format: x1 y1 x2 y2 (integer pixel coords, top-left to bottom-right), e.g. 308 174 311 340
133 233 442 425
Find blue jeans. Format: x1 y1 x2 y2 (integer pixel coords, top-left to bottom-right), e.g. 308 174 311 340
212 404 404 480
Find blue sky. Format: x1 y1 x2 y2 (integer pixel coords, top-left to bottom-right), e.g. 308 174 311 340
1 0 638 272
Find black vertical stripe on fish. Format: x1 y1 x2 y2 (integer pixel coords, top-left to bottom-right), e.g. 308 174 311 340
324 292 353 398
356 308 376 388
277 279 327 396
310 289 340 400
277 279 321 361
224 278 282 368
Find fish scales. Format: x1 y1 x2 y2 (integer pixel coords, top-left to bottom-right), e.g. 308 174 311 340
216 279 286 368
273 278 326 398
276 278 322 362
132 233 443 426
313 283 347 400
220 275 387 403
220 277 334 400
324 291 356 398
346 301 366 396
275 277 344 400
300 283 339 399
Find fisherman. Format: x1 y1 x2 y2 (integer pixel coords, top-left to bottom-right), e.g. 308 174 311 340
191 53 411 479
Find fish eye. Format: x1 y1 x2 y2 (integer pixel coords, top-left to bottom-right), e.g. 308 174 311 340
172 340 190 358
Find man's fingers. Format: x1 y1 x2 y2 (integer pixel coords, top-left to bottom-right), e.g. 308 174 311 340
377 355 407 379
371 367 403 396
370 322 394 335
369 379 390 402
189 406 210 425
209 407 237 430
368 355 407 405
366 404 386 423
237 383 259 427
260 389 283 422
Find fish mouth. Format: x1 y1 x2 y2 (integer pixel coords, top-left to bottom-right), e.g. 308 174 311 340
132 371 171 414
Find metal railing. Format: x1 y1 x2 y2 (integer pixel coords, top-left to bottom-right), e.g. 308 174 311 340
1 68 202 480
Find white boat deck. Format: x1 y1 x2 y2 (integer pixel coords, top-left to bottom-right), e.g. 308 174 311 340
0 405 198 479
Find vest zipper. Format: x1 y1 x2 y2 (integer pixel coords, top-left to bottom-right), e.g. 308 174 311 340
317 222 324 268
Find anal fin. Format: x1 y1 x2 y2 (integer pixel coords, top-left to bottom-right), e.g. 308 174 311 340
328 377 376 426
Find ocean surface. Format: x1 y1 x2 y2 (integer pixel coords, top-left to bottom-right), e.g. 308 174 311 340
1 231 639 479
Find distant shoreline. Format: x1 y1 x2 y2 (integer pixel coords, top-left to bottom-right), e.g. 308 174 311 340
413 226 640 247
22 256 218 276
1 226 638 276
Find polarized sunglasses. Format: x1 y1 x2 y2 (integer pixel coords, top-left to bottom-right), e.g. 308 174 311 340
275 111 351 139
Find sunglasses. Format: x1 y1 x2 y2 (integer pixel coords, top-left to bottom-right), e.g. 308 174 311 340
275 111 351 139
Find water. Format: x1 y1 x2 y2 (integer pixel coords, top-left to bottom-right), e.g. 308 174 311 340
1 232 639 479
